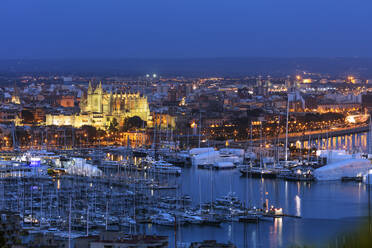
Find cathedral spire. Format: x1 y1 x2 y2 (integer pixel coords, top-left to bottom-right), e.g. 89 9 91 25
94 81 103 94
88 81 93 94
13 81 19 96
11 81 21 104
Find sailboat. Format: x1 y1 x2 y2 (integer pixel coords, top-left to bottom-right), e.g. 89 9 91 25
239 170 260 223
240 121 278 178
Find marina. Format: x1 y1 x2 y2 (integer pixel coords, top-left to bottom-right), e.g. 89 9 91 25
2 2 372 246
0 146 371 247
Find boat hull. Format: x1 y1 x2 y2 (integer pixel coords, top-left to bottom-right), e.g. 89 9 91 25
240 169 277 179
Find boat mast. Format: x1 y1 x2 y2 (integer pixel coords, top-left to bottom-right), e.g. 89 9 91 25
40 184 43 225
250 121 253 167
276 116 281 165
198 176 201 210
68 196 71 248
210 164 213 212
105 200 108 231
198 111 202 148
186 129 189 150
260 121 263 169
154 124 158 160
285 89 290 162
30 184 33 226
369 116 372 154
308 135 311 161
153 123 156 149
86 206 89 236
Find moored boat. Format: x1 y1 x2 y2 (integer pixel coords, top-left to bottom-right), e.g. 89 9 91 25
240 167 277 178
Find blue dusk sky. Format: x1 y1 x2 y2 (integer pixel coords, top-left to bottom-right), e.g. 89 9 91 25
0 0 371 59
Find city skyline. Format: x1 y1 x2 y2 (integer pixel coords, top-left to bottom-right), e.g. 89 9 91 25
1 1 372 247
1 57 372 78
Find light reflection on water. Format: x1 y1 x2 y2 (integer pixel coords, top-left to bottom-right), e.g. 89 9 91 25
295 195 301 217
227 224 232 241
156 168 371 247
270 217 283 247
94 147 371 247
251 230 256 248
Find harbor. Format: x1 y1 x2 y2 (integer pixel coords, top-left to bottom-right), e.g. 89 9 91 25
0 145 371 247
4 0 372 246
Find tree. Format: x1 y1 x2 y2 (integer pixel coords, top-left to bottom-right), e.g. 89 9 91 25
108 118 119 132
122 116 146 131
81 125 97 142
21 109 34 124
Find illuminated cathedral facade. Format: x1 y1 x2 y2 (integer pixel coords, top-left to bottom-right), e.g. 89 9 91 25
46 82 151 128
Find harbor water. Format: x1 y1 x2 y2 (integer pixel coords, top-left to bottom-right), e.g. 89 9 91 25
147 167 370 247
0 145 370 248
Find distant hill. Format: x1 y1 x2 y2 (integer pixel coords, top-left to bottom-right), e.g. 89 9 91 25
0 57 371 77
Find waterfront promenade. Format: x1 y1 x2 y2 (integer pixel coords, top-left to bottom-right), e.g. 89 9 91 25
235 124 370 145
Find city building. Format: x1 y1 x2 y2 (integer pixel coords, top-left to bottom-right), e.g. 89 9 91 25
317 102 360 113
46 82 151 129
58 95 75 107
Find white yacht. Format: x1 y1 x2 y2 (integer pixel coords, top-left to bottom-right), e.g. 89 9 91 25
146 156 182 175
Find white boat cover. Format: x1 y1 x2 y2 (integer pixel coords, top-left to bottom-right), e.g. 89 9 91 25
317 150 362 163
213 161 235 169
314 158 372 180
220 148 245 157
219 155 242 164
244 151 256 160
192 150 243 166
66 158 103 177
363 172 372 185
189 147 215 156
192 151 220 166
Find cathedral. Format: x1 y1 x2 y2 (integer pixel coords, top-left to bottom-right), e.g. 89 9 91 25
46 82 151 128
